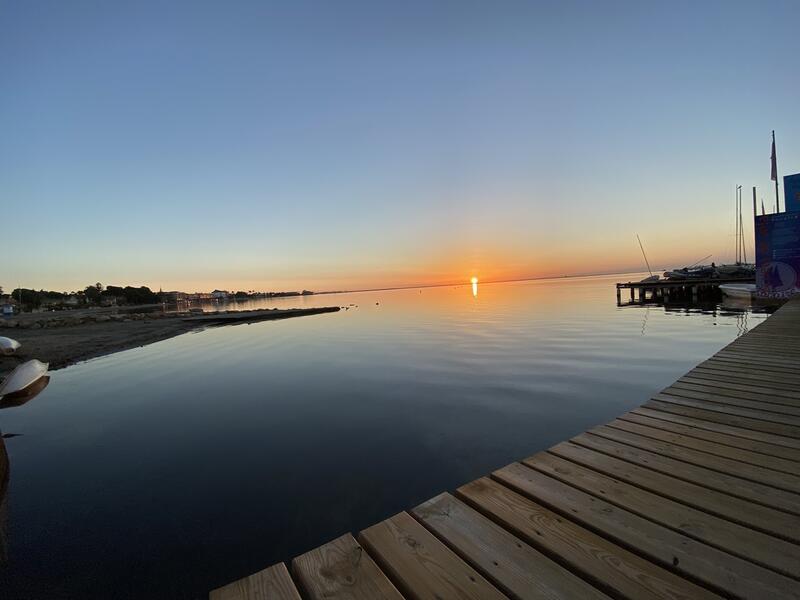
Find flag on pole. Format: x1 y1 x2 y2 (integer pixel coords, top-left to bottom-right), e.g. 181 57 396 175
771 131 778 181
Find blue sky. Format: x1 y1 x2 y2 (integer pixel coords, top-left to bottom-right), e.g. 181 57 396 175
2 0 799 292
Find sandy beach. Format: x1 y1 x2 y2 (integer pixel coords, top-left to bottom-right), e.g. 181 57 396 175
0 306 340 377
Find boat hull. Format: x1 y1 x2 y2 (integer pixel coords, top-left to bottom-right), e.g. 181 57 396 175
0 338 20 356
0 360 49 397
719 283 757 300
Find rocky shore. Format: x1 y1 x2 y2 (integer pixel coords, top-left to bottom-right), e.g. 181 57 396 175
0 306 340 377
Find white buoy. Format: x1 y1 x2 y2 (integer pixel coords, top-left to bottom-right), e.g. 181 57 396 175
0 337 21 356
0 359 49 397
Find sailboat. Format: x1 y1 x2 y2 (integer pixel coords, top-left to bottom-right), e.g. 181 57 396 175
718 185 755 278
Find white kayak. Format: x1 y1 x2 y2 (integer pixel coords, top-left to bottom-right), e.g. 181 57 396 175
0 337 20 356
0 359 49 397
719 283 757 300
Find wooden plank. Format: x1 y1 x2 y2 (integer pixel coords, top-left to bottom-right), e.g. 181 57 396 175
632 407 800 459
651 393 800 429
412 493 610 600
574 430 800 515
687 368 800 391
493 462 800 600
210 563 301 600
717 349 800 364
550 441 800 542
588 420 800 492
707 355 800 373
714 344 800 357
291 534 403 600
645 400 800 446
680 374 800 401
697 359 800 383
670 380 800 408
358 511 507 600
524 451 800 579
662 385 800 415
689 367 800 391
715 348 800 362
610 416 800 478
718 343 800 355
456 477 722 600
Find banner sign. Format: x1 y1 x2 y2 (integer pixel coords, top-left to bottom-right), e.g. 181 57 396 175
755 211 800 298
785 173 800 213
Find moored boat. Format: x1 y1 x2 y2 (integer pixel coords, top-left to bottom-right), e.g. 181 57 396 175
0 360 49 398
716 263 755 278
0 337 20 356
663 265 717 280
719 283 757 300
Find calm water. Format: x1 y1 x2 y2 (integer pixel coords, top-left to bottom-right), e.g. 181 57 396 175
0 275 769 599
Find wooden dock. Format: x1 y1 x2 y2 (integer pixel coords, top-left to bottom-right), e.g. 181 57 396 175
211 297 800 600
616 277 755 306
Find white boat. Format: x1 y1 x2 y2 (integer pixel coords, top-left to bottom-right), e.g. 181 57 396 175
0 337 20 356
719 283 757 300
0 359 49 397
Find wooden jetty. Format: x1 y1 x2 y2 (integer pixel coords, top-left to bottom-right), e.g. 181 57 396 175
616 277 755 306
211 297 800 600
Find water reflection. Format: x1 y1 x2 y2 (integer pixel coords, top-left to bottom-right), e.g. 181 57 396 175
0 373 49 568
0 376 51 410
0 436 8 565
0 274 773 599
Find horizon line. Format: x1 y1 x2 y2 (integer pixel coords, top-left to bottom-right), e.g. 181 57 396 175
316 268 653 296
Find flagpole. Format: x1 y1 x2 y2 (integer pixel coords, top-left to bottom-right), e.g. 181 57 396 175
772 130 780 212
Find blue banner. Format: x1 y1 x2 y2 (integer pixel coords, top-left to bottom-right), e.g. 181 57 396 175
755 211 800 298
785 173 800 213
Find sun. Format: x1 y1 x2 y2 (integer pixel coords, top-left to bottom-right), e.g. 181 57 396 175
470 277 478 285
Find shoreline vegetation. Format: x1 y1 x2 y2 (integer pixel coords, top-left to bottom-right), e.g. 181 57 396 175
0 306 340 377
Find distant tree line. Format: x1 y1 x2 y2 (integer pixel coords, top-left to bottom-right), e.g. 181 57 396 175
87 283 160 305
4 283 159 311
7 288 70 310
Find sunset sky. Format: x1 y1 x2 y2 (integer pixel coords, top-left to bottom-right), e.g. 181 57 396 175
2 1 799 293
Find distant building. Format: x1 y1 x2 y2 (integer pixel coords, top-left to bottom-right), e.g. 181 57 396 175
160 291 188 303
187 292 213 301
211 290 229 300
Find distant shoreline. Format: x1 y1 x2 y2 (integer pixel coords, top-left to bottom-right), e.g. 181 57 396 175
0 306 340 377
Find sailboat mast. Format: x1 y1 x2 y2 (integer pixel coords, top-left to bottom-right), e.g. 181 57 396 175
636 234 653 277
740 191 747 264
735 185 742 263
